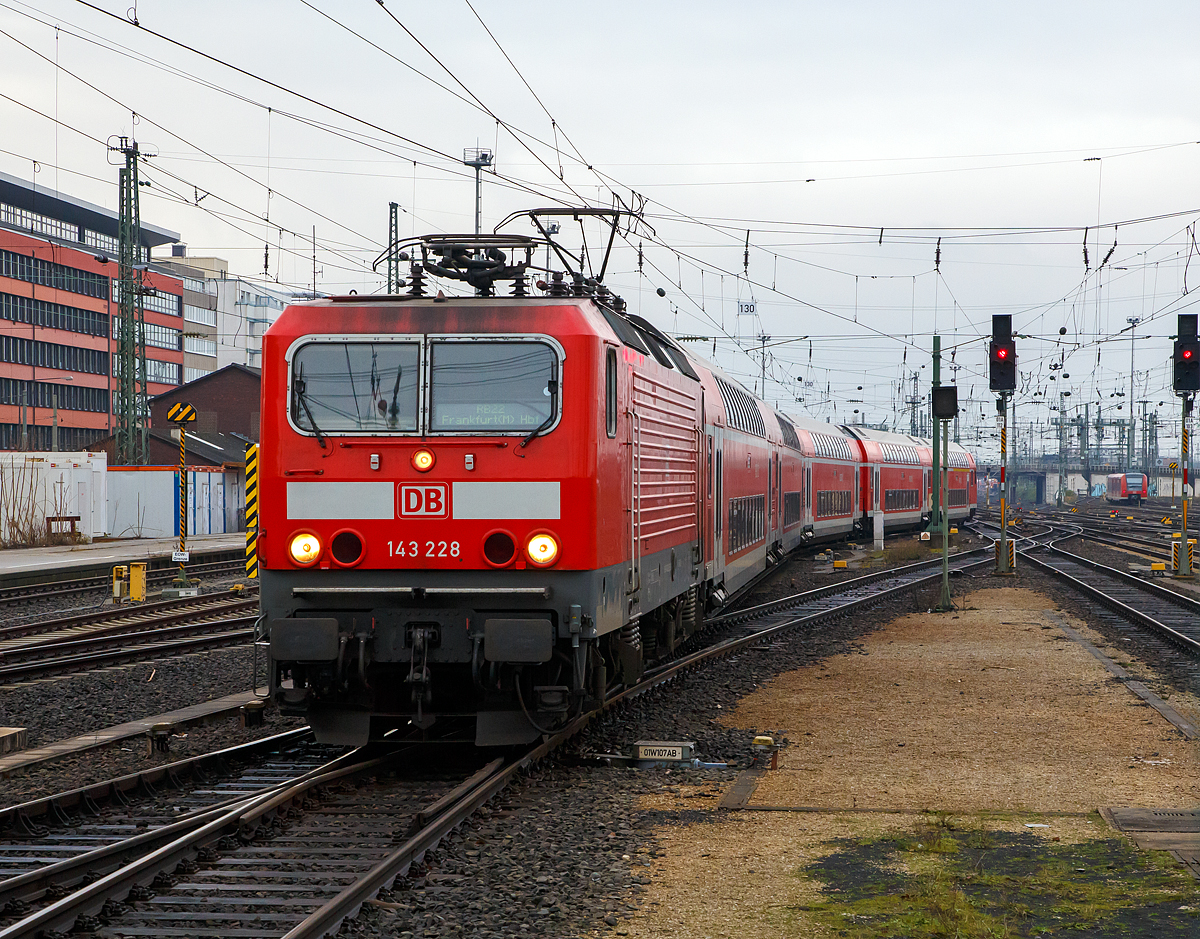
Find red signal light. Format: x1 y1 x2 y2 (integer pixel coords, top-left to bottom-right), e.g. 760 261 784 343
1185 349 1194 360
996 348 1009 360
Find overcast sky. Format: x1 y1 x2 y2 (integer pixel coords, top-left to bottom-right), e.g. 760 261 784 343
2 1 1198 459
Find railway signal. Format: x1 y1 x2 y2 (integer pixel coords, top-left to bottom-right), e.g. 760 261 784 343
988 315 1016 574
1172 316 1196 578
1173 313 1200 392
988 314 1017 391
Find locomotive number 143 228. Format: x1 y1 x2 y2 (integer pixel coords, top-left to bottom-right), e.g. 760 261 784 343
388 540 461 558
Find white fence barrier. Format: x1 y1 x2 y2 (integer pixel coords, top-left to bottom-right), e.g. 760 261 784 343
108 467 242 539
0 452 109 545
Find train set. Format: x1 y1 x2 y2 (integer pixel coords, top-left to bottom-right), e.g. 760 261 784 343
1106 472 1149 504
258 224 977 746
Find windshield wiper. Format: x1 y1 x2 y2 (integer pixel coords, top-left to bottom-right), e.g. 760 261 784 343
520 367 558 449
293 371 327 448
387 366 403 428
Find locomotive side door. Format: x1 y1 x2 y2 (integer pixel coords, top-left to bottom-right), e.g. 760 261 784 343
624 355 641 597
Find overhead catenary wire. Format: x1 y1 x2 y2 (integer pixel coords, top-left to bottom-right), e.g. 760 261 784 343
2 2 1190 440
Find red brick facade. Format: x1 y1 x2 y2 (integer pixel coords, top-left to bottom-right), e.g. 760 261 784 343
150 364 261 439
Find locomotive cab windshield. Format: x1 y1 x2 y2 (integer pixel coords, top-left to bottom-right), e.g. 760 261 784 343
429 339 557 433
287 334 562 437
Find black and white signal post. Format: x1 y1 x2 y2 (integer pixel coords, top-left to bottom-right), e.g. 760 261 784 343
168 402 198 595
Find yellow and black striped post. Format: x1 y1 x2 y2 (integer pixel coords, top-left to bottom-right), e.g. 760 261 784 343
176 424 188 584
245 443 258 579
169 402 196 587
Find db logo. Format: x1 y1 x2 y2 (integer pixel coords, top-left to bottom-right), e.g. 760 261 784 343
398 483 449 518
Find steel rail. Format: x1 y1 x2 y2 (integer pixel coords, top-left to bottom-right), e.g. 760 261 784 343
0 728 312 836
0 591 258 643
1017 534 1200 657
281 758 508 938
0 733 347 917
1 615 258 664
710 549 986 628
0 626 253 682
0 751 399 939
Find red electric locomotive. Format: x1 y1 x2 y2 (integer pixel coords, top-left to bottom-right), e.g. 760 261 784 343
258 224 975 746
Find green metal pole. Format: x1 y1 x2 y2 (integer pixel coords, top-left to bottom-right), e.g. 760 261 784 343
928 336 941 532
939 419 952 609
1178 395 1192 578
998 393 1011 573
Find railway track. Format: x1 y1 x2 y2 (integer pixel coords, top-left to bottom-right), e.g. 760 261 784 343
0 593 258 683
0 592 258 648
0 542 1003 939
1019 528 1200 662
980 507 1191 565
969 516 1200 684
0 556 248 607
0 742 502 939
0 729 348 929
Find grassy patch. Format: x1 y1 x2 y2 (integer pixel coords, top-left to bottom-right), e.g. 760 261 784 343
882 542 929 564
792 816 1200 937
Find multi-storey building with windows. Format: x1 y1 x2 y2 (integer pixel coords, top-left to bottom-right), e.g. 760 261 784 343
154 247 293 374
155 247 220 383
0 171 183 451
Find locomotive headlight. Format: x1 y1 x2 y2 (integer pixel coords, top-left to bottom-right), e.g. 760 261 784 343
411 448 436 472
289 532 322 566
526 533 559 566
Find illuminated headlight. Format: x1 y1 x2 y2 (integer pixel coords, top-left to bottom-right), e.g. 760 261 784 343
289 532 322 565
526 533 559 566
411 449 436 472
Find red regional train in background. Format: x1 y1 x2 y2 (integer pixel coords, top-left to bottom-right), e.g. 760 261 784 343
1106 472 1149 504
257 221 976 746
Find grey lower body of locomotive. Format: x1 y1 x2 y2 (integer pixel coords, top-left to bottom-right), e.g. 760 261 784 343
261 542 700 746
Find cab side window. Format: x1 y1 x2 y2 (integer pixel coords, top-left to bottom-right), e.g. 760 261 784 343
605 348 618 437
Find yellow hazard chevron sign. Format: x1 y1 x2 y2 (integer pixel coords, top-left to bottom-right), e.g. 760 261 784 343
168 402 197 423
245 443 258 579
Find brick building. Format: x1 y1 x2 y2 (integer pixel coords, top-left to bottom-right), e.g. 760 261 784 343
149 363 261 439
0 170 184 451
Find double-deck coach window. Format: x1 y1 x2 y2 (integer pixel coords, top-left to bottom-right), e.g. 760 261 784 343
291 341 420 433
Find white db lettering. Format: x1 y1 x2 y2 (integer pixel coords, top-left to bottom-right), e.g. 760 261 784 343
398 483 449 518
